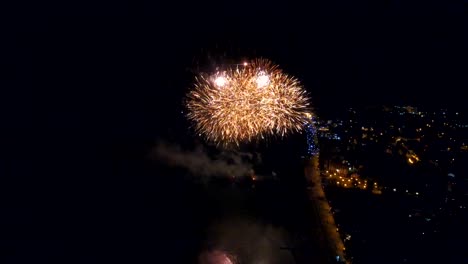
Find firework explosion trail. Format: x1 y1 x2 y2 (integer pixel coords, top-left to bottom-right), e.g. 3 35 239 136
186 59 311 146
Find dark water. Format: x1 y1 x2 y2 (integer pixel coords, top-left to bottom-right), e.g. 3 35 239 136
1 134 330 263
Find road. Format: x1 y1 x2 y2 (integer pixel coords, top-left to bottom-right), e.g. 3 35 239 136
304 156 348 263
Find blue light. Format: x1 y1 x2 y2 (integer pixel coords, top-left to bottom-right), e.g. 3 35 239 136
306 116 320 156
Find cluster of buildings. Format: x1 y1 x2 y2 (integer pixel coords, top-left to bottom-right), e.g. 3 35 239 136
314 106 468 263
316 106 468 187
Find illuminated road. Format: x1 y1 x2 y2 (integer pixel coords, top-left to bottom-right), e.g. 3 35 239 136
304 156 348 263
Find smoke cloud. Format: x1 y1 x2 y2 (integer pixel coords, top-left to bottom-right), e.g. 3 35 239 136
152 141 253 178
201 217 294 264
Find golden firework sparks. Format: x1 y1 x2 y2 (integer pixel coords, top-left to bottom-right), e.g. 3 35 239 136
186 59 311 146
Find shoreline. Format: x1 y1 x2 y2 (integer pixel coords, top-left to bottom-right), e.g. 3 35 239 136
304 156 349 263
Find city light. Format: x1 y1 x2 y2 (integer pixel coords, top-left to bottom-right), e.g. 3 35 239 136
314 105 465 262
305 115 320 156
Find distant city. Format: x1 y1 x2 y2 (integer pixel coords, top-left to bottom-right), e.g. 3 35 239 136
314 105 468 263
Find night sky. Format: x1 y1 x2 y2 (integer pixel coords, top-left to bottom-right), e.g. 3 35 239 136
3 1 467 119
1 0 467 262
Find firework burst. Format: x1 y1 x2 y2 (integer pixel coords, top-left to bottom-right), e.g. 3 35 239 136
186 59 311 146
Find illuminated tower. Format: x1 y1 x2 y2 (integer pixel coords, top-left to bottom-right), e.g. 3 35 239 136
305 114 320 156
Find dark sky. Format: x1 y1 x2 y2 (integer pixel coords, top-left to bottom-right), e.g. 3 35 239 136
2 1 468 180
3 1 467 120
